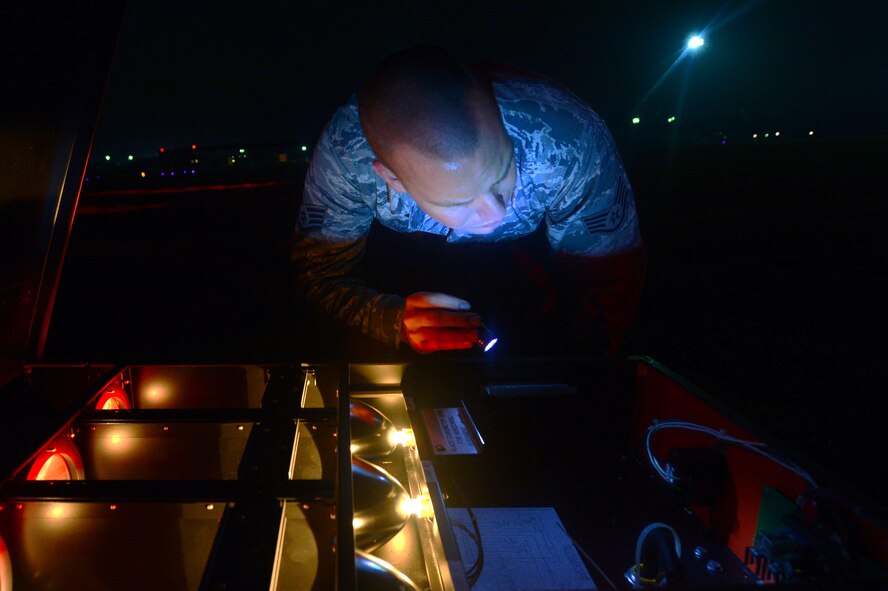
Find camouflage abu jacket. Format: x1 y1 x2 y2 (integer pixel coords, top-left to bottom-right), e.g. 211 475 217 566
292 69 642 348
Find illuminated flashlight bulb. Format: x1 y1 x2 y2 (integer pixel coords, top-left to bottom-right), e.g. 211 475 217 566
475 323 498 352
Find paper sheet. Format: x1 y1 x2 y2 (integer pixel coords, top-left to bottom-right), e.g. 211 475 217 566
447 507 596 591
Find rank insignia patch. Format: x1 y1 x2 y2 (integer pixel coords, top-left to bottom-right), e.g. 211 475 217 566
299 204 326 231
582 176 628 235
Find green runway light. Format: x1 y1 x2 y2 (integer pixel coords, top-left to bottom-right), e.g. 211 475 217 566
632 117 641 124
239 148 245 154
127 155 133 161
667 116 676 123
104 155 110 161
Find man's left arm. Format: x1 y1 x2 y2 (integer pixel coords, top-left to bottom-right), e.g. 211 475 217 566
545 116 646 355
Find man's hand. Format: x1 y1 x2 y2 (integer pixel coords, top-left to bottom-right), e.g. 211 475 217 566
401 292 481 354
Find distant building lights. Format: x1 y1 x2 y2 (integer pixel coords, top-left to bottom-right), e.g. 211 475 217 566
809 130 814 136
753 133 758 139
688 35 705 50
667 116 676 123
764 133 769 138
301 145 308 151
140 171 146 178
775 131 780 137
127 155 133 161
192 144 197 150
104 155 110 161
239 148 245 154
632 117 641 124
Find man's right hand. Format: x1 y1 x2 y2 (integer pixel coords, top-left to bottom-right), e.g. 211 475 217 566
401 292 481 354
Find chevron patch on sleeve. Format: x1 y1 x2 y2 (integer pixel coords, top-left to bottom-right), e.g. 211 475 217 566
581 175 629 235
299 204 327 232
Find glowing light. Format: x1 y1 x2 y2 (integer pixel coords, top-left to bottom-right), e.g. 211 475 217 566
140 171 146 177
191 169 195 174
809 130 814 136
484 337 498 352
49 504 66 519
239 148 245 153
687 35 705 49
632 117 641 124
161 172 165 176
159 147 165 153
667 116 676 123
109 504 117 510
104 155 110 161
127 155 133 161
397 495 434 519
775 131 780 137
387 428 416 448
206 504 214 511
764 133 769 138
237 425 244 431
753 134 758 139
170 171 175 176
192 144 197 150
301 145 308 151
352 517 366 530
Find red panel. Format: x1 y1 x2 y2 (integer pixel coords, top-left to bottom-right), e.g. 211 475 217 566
631 361 809 563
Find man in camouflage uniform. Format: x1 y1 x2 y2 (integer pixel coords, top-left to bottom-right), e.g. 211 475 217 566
292 46 644 355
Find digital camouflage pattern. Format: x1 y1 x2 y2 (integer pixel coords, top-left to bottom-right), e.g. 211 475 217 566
292 69 642 347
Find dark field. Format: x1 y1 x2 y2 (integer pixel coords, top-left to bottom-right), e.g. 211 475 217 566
47 137 888 508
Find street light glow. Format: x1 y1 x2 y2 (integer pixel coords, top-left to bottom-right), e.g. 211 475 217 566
688 35 705 49
632 117 641 125
104 155 110 161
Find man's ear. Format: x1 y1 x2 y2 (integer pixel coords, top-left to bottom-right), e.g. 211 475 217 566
372 160 407 194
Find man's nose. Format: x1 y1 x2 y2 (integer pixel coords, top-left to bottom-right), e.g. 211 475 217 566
473 192 506 223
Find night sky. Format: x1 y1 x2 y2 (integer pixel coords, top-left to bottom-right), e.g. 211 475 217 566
93 0 887 159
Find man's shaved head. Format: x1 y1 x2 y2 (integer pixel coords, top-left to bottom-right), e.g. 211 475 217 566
358 46 498 167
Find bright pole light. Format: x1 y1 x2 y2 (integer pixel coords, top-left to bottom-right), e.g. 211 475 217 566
301 145 307 151
104 155 110 161
632 117 641 125
127 155 133 161
688 35 705 49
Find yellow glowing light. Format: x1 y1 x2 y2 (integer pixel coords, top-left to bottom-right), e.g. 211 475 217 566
352 517 366 530
387 428 416 448
49 504 66 519
206 504 214 511
140 171 146 177
237 425 244 431
397 495 434 519
109 504 117 510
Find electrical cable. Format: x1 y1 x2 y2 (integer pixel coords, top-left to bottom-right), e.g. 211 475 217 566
445 470 484 587
645 420 817 488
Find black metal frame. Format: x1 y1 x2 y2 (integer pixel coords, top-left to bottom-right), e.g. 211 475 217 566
0 363 360 590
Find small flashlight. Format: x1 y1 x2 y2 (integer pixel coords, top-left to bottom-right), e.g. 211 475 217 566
476 323 498 352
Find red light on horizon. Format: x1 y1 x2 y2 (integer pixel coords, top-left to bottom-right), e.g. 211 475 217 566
192 144 197 150
159 147 165 153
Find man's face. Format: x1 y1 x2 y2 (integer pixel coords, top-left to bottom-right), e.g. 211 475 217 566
373 99 517 235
